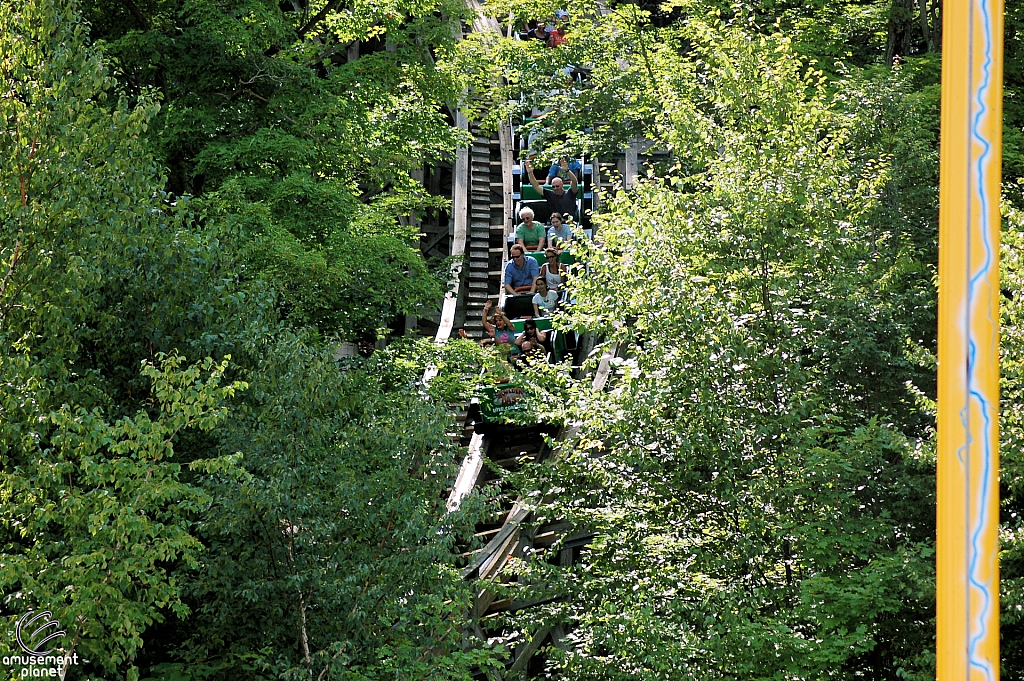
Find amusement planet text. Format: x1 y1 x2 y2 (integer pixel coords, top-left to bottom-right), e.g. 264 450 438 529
4 654 79 678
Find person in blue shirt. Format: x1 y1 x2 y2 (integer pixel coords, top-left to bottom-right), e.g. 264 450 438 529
546 157 582 183
547 212 572 250
504 244 539 294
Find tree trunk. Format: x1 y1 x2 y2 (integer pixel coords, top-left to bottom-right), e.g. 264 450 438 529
930 0 942 52
917 0 931 51
885 0 916 65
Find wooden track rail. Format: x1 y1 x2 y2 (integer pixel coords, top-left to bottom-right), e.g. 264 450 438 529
434 4 627 676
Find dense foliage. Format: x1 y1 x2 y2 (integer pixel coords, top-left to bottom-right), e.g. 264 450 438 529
446 0 1024 679
0 1 496 679
7 0 1024 678
80 0 472 338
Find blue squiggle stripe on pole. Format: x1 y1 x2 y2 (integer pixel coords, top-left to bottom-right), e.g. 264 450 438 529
967 0 996 679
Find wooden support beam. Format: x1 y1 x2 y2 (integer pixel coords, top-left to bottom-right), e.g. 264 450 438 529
421 227 449 256
462 505 530 578
447 433 486 512
509 626 552 673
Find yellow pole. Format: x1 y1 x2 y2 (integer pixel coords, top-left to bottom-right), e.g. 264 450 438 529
937 0 1003 679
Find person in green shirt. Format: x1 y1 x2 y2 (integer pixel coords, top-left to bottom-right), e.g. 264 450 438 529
515 206 546 251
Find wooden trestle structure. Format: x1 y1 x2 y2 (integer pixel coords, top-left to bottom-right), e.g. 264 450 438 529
414 4 656 675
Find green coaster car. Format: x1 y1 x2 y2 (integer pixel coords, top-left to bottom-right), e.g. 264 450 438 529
471 319 575 433
477 381 534 426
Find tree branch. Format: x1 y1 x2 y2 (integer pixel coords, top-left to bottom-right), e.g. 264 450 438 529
0 239 23 325
297 0 342 38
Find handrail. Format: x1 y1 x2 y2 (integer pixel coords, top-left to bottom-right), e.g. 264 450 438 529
435 110 470 346
421 111 469 386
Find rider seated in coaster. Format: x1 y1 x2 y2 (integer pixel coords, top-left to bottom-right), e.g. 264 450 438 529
532 276 559 317
538 247 566 291
515 206 546 251
519 21 548 42
504 244 539 294
547 25 567 47
482 301 519 351
515 318 548 359
525 158 578 222
547 212 571 251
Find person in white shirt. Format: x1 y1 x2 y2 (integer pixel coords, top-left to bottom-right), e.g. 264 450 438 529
532 276 559 317
538 248 566 291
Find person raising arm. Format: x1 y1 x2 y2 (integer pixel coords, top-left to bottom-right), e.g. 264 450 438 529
483 302 517 348
525 159 578 221
546 157 582 184
558 157 579 194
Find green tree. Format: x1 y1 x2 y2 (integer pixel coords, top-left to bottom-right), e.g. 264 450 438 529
0 2 257 677
0 6 500 679
81 0 474 337
501 24 939 680
149 336 500 680
0 355 244 680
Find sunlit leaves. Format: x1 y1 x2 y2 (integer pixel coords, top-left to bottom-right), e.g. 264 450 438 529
504 21 938 681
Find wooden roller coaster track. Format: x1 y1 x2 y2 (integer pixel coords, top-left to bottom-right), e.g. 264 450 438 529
422 4 655 676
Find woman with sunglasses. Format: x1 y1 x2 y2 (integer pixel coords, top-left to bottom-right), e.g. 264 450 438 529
538 248 566 291
514 318 548 358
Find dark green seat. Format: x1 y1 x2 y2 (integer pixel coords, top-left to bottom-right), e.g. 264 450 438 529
503 294 535 319
522 184 550 200
511 318 553 332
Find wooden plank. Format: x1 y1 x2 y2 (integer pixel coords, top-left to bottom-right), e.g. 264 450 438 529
499 124 513 238
478 527 520 581
509 626 552 673
474 527 502 539
434 110 470 344
471 524 520 577
624 138 640 189
421 228 448 255
421 113 469 387
592 343 619 392
476 588 497 619
447 433 486 512
462 504 530 578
